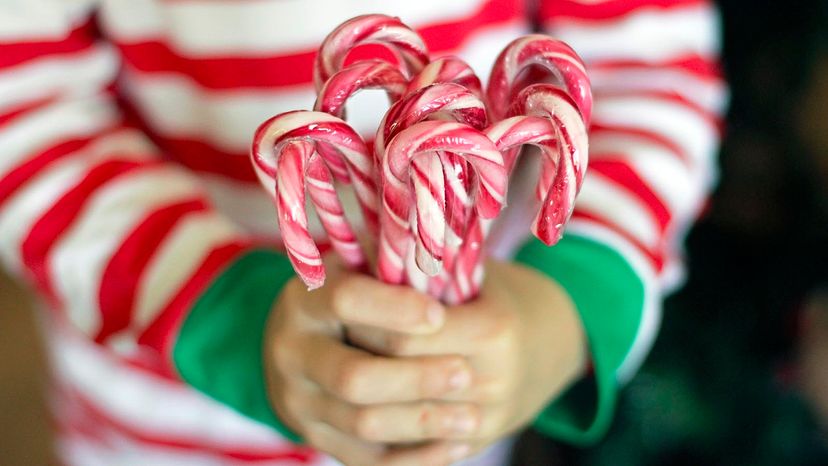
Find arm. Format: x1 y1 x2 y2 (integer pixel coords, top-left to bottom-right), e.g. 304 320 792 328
0 0 297 440
520 0 727 444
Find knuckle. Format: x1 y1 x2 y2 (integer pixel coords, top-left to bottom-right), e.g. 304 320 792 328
328 281 352 318
271 339 292 374
352 408 383 441
303 424 326 449
332 358 367 402
383 332 411 355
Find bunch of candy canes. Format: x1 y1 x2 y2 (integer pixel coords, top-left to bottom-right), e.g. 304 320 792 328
251 14 591 305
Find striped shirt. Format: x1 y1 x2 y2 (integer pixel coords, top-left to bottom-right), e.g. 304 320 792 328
0 0 725 464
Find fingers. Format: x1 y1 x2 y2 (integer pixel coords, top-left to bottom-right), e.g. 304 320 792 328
295 335 473 404
305 421 473 466
346 298 516 357
304 389 481 442
331 274 445 334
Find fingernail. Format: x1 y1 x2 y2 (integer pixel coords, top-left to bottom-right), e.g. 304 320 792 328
449 444 471 461
448 368 471 390
426 303 445 328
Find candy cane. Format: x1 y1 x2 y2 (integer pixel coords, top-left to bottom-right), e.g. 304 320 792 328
315 60 408 118
313 60 408 190
375 83 487 288
446 89 590 303
378 121 506 285
405 56 483 98
511 84 589 244
251 111 378 289
487 34 592 123
403 57 486 294
314 14 429 92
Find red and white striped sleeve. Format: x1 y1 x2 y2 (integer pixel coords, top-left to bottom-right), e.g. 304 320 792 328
0 0 259 372
515 0 726 444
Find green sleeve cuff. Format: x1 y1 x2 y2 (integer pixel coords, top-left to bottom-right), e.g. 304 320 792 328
514 234 646 446
172 249 302 443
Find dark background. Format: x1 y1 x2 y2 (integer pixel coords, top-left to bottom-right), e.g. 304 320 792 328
515 0 828 464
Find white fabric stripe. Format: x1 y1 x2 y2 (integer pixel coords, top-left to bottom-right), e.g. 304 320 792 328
0 130 154 273
450 21 527 85
588 67 728 115
102 0 486 55
589 133 702 218
49 168 204 336
591 95 719 187
565 219 660 383
122 70 317 153
0 96 117 176
575 171 662 249
0 0 96 40
547 4 720 62
0 45 117 110
132 211 242 330
120 22 525 153
51 325 295 451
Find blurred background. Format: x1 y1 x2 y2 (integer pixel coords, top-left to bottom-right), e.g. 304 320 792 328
2 0 827 465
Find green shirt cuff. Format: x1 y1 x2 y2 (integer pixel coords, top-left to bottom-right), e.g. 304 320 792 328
172 249 302 443
514 234 646 446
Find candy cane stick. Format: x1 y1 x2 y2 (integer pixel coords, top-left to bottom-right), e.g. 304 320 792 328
405 56 483 98
314 14 429 92
375 83 487 286
378 121 506 285
403 57 486 294
251 111 377 289
313 60 408 196
446 89 590 303
511 84 589 244
487 34 592 123
315 60 408 118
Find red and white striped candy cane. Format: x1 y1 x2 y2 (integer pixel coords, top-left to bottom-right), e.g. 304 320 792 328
487 34 592 123
314 14 429 92
313 60 408 190
405 56 483 98
251 111 378 289
510 84 589 245
375 83 487 290
403 57 486 295
446 88 590 303
315 60 408 118
378 121 507 285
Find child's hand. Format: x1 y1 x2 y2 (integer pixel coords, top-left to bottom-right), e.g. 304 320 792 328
265 258 479 466
346 260 588 457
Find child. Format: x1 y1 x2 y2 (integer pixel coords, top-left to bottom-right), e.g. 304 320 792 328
0 0 725 464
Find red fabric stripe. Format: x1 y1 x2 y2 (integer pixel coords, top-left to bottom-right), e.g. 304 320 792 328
159 137 257 182
20 160 159 303
540 0 706 21
589 54 723 82
0 20 97 69
95 199 209 343
0 135 99 208
589 122 690 164
571 211 665 271
589 160 672 230
138 241 250 378
116 0 521 89
68 387 315 463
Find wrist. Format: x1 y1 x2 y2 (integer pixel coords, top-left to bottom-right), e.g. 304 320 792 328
490 260 588 423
